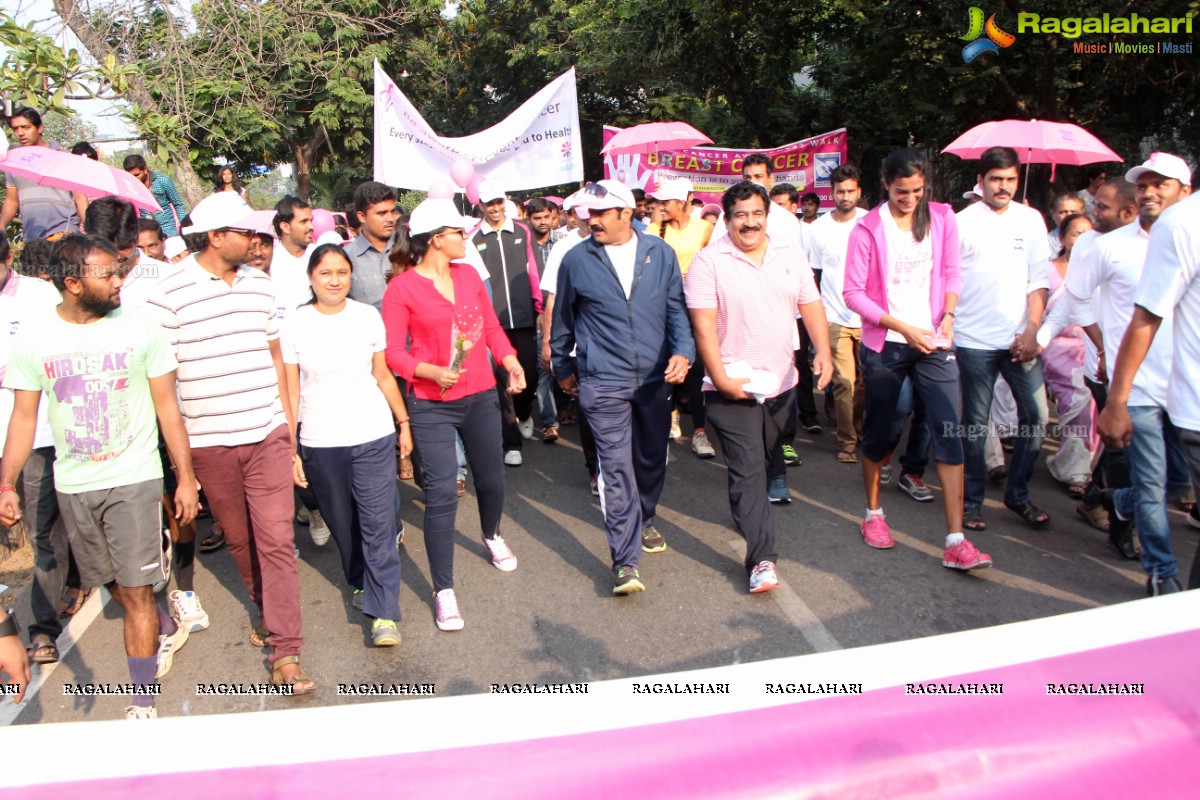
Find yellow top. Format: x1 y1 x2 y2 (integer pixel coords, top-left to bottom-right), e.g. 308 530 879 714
645 217 714 276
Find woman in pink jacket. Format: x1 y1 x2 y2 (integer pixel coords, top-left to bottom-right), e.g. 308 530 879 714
843 148 991 572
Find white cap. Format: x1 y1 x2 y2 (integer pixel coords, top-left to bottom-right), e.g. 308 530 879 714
963 183 982 199
648 178 694 202
181 192 261 234
573 180 635 211
163 236 187 259
562 190 589 219
1125 152 1192 186
478 180 505 203
408 198 475 235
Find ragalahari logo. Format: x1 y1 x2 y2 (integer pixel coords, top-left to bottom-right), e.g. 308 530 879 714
961 7 1016 62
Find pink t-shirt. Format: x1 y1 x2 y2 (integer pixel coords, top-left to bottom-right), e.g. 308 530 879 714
685 233 820 398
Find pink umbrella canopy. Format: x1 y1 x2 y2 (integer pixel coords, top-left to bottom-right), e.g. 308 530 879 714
0 145 161 213
942 119 1121 166
601 122 713 156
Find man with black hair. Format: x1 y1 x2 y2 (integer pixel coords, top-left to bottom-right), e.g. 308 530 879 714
347 181 398 311
137 219 167 261
1 234 199 718
123 154 187 237
1 107 89 238
955 146 1052 532
800 192 821 224
1078 166 1108 216
271 196 316 325
769 183 799 215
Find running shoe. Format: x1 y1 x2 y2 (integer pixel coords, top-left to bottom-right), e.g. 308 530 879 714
169 590 210 633
860 514 894 549
641 526 667 553
670 409 682 440
942 539 992 570
434 589 464 631
518 418 535 440
590 475 600 497
352 589 365 610
295 507 310 525
781 443 801 466
309 510 331 546
1147 575 1183 596
898 474 935 502
768 475 791 504
613 566 645 594
691 429 716 458
749 561 780 594
504 450 523 466
155 623 190 678
800 415 822 434
879 455 893 484
484 535 518 571
371 618 402 647
125 705 158 720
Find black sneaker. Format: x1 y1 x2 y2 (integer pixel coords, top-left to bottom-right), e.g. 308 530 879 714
641 526 667 553
1147 575 1183 596
1099 490 1137 560
800 415 822 434
613 566 645 594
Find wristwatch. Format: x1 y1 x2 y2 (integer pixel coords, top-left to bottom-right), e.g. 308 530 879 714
0 608 18 639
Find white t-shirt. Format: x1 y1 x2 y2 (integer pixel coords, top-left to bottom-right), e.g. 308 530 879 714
271 242 317 328
1037 230 1100 381
954 201 1051 350
0 273 61 450
121 252 182 311
806 208 868 327
604 238 639 299
280 300 395 448
1134 193 1200 429
542 232 588 296
1066 221 1171 408
880 207 934 343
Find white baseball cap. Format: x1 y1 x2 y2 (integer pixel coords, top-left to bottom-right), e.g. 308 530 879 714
182 192 261 235
478 180 506 203
573 180 635 211
962 183 982 199
648 178 694 203
408 198 475 235
1125 152 1192 186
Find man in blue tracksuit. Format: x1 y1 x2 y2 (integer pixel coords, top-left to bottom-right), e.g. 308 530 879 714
550 180 695 594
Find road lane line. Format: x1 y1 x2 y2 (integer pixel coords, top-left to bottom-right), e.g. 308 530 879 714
727 539 842 653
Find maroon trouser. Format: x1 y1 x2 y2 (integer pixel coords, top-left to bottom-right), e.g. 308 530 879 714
191 424 303 662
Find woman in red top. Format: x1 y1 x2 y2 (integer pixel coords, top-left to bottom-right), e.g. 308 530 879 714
382 198 526 632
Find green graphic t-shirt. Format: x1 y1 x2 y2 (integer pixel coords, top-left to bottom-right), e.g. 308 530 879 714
3 306 177 493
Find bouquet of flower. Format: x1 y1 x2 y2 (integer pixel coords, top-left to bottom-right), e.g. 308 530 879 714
444 313 483 396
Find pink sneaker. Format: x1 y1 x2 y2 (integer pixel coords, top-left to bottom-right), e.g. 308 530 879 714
943 538 993 570
860 515 894 549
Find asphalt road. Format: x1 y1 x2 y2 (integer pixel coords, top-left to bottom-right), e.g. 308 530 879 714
4 412 1196 725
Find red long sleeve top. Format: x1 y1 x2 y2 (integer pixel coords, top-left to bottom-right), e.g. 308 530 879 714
382 263 517 401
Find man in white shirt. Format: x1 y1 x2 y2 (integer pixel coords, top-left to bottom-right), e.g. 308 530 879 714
1088 153 1194 596
954 147 1051 530
271 196 317 326
806 165 868 462
1097 188 1200 589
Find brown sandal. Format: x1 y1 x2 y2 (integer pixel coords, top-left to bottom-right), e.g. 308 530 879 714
249 621 271 648
837 447 858 464
270 655 316 695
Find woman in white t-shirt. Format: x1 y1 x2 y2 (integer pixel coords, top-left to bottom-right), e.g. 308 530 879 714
282 244 413 647
843 148 992 573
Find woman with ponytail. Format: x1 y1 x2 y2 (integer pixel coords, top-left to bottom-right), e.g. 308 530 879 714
282 243 411 647
382 198 526 632
843 148 992 572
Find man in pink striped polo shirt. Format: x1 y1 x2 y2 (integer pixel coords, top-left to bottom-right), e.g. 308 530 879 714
686 181 832 594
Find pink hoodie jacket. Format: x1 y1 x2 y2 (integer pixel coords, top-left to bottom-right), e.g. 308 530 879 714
843 201 962 352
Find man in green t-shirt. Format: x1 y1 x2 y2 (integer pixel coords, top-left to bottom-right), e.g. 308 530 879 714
0 235 199 720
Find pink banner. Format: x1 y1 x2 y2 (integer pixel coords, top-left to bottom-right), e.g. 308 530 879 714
602 127 848 207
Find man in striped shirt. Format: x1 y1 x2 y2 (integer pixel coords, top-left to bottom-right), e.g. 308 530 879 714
145 193 313 694
686 181 831 595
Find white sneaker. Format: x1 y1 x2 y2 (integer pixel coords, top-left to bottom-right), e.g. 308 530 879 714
434 588 464 631
484 535 518 571
309 510 331 546
518 418 534 440
749 561 780 594
504 450 523 466
125 705 158 720
155 623 190 678
670 409 682 440
691 430 716 458
169 590 210 633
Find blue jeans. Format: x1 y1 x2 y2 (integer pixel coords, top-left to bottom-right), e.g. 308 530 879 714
536 328 557 429
1112 406 1190 580
957 347 1046 509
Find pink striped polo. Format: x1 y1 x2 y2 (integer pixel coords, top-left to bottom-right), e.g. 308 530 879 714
685 233 819 398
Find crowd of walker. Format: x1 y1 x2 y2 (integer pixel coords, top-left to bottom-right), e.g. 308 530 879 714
1 104 1199 719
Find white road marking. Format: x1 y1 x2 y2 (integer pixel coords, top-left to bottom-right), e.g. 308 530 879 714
727 539 842 653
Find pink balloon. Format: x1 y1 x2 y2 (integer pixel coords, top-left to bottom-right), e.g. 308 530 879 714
427 179 457 200
450 159 476 189
465 175 483 206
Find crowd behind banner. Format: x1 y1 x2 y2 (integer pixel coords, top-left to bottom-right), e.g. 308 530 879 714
2 100 1199 720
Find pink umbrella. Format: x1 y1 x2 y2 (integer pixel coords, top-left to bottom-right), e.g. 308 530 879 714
0 145 161 213
601 122 713 156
